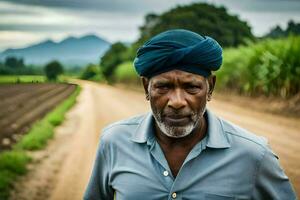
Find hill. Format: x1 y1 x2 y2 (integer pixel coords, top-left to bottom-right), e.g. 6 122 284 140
0 35 111 68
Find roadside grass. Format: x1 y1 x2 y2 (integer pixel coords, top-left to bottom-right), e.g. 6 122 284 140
0 85 81 199
14 120 54 150
16 85 81 150
0 75 46 83
0 151 31 199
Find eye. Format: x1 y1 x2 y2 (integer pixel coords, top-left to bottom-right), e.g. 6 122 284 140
155 84 170 94
185 84 202 94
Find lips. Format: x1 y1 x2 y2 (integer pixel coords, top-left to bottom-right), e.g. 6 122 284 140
164 115 190 125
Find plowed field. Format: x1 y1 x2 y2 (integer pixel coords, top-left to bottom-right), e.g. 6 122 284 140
0 83 76 151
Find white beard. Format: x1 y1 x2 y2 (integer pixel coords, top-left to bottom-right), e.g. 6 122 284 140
152 107 206 138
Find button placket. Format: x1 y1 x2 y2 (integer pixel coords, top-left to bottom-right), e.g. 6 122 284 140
149 141 174 193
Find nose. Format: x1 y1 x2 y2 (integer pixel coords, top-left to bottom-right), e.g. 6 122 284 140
167 88 187 110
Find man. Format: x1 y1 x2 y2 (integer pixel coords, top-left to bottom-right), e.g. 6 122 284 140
84 29 296 200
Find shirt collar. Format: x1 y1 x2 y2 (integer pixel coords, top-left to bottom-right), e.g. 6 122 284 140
131 110 231 149
205 109 231 148
131 112 155 143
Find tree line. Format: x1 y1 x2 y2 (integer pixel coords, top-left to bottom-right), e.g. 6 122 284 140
96 2 300 98
0 57 64 81
99 2 256 82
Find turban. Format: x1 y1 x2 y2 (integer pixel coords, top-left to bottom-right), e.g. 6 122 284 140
133 29 223 78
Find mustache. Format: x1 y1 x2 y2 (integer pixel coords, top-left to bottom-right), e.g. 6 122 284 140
161 109 194 118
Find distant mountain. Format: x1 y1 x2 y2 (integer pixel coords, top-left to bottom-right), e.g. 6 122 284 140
0 35 111 68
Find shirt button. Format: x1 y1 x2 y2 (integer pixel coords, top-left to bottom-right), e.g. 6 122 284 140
172 192 177 199
163 170 169 176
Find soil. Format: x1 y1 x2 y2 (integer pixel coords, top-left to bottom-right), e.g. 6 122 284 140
9 80 300 199
0 83 76 151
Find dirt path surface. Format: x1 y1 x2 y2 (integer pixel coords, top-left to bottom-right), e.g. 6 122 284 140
10 80 300 199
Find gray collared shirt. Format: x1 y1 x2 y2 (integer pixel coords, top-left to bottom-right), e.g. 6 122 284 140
84 110 296 200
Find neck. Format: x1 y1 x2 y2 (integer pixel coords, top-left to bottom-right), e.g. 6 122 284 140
155 115 207 148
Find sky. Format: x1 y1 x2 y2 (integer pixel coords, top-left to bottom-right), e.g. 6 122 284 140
0 0 300 51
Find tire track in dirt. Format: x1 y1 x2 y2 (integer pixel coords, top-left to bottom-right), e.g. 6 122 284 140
9 80 300 199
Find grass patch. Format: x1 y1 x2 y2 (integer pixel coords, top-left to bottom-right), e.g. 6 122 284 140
0 75 46 84
0 151 31 175
0 151 31 199
0 84 81 199
14 121 54 150
16 85 81 150
45 85 81 126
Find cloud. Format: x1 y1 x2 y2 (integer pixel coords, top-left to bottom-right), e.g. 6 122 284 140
1 0 300 50
0 0 198 13
1 0 300 15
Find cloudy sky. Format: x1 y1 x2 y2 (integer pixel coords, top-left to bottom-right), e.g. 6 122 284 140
1 0 300 51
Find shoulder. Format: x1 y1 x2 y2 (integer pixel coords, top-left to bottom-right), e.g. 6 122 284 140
219 117 270 156
99 113 147 144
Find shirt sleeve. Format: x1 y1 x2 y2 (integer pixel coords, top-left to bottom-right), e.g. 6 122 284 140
252 146 297 200
83 137 114 200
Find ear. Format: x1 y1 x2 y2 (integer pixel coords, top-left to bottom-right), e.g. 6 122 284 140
141 77 150 101
207 75 216 101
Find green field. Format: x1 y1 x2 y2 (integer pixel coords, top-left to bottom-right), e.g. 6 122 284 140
0 85 81 199
0 75 46 84
216 36 300 97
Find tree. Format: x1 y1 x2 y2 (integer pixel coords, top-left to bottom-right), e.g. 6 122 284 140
286 20 300 35
100 42 127 80
44 60 64 80
4 57 25 68
264 20 300 38
81 64 103 80
136 3 254 48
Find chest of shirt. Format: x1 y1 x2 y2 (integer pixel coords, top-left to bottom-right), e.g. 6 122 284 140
108 141 255 200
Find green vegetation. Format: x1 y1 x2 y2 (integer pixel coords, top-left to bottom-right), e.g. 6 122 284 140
265 20 300 39
137 3 254 47
44 60 64 81
100 42 128 81
99 2 254 81
0 57 43 75
0 85 81 199
113 62 139 84
0 151 31 199
4 57 25 69
96 3 300 93
108 36 300 99
0 75 46 84
0 151 31 175
216 36 300 98
15 121 54 150
80 64 105 82
16 85 81 150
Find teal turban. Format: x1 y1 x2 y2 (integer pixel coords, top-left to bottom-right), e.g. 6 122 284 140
134 29 223 78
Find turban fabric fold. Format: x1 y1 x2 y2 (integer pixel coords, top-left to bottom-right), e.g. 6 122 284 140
134 29 223 78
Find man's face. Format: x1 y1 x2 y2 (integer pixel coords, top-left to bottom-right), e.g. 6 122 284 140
143 70 214 138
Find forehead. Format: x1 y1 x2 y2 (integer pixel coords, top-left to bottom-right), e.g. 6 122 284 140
150 70 206 83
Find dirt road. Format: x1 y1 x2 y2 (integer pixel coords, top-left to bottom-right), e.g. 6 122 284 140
10 80 300 199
